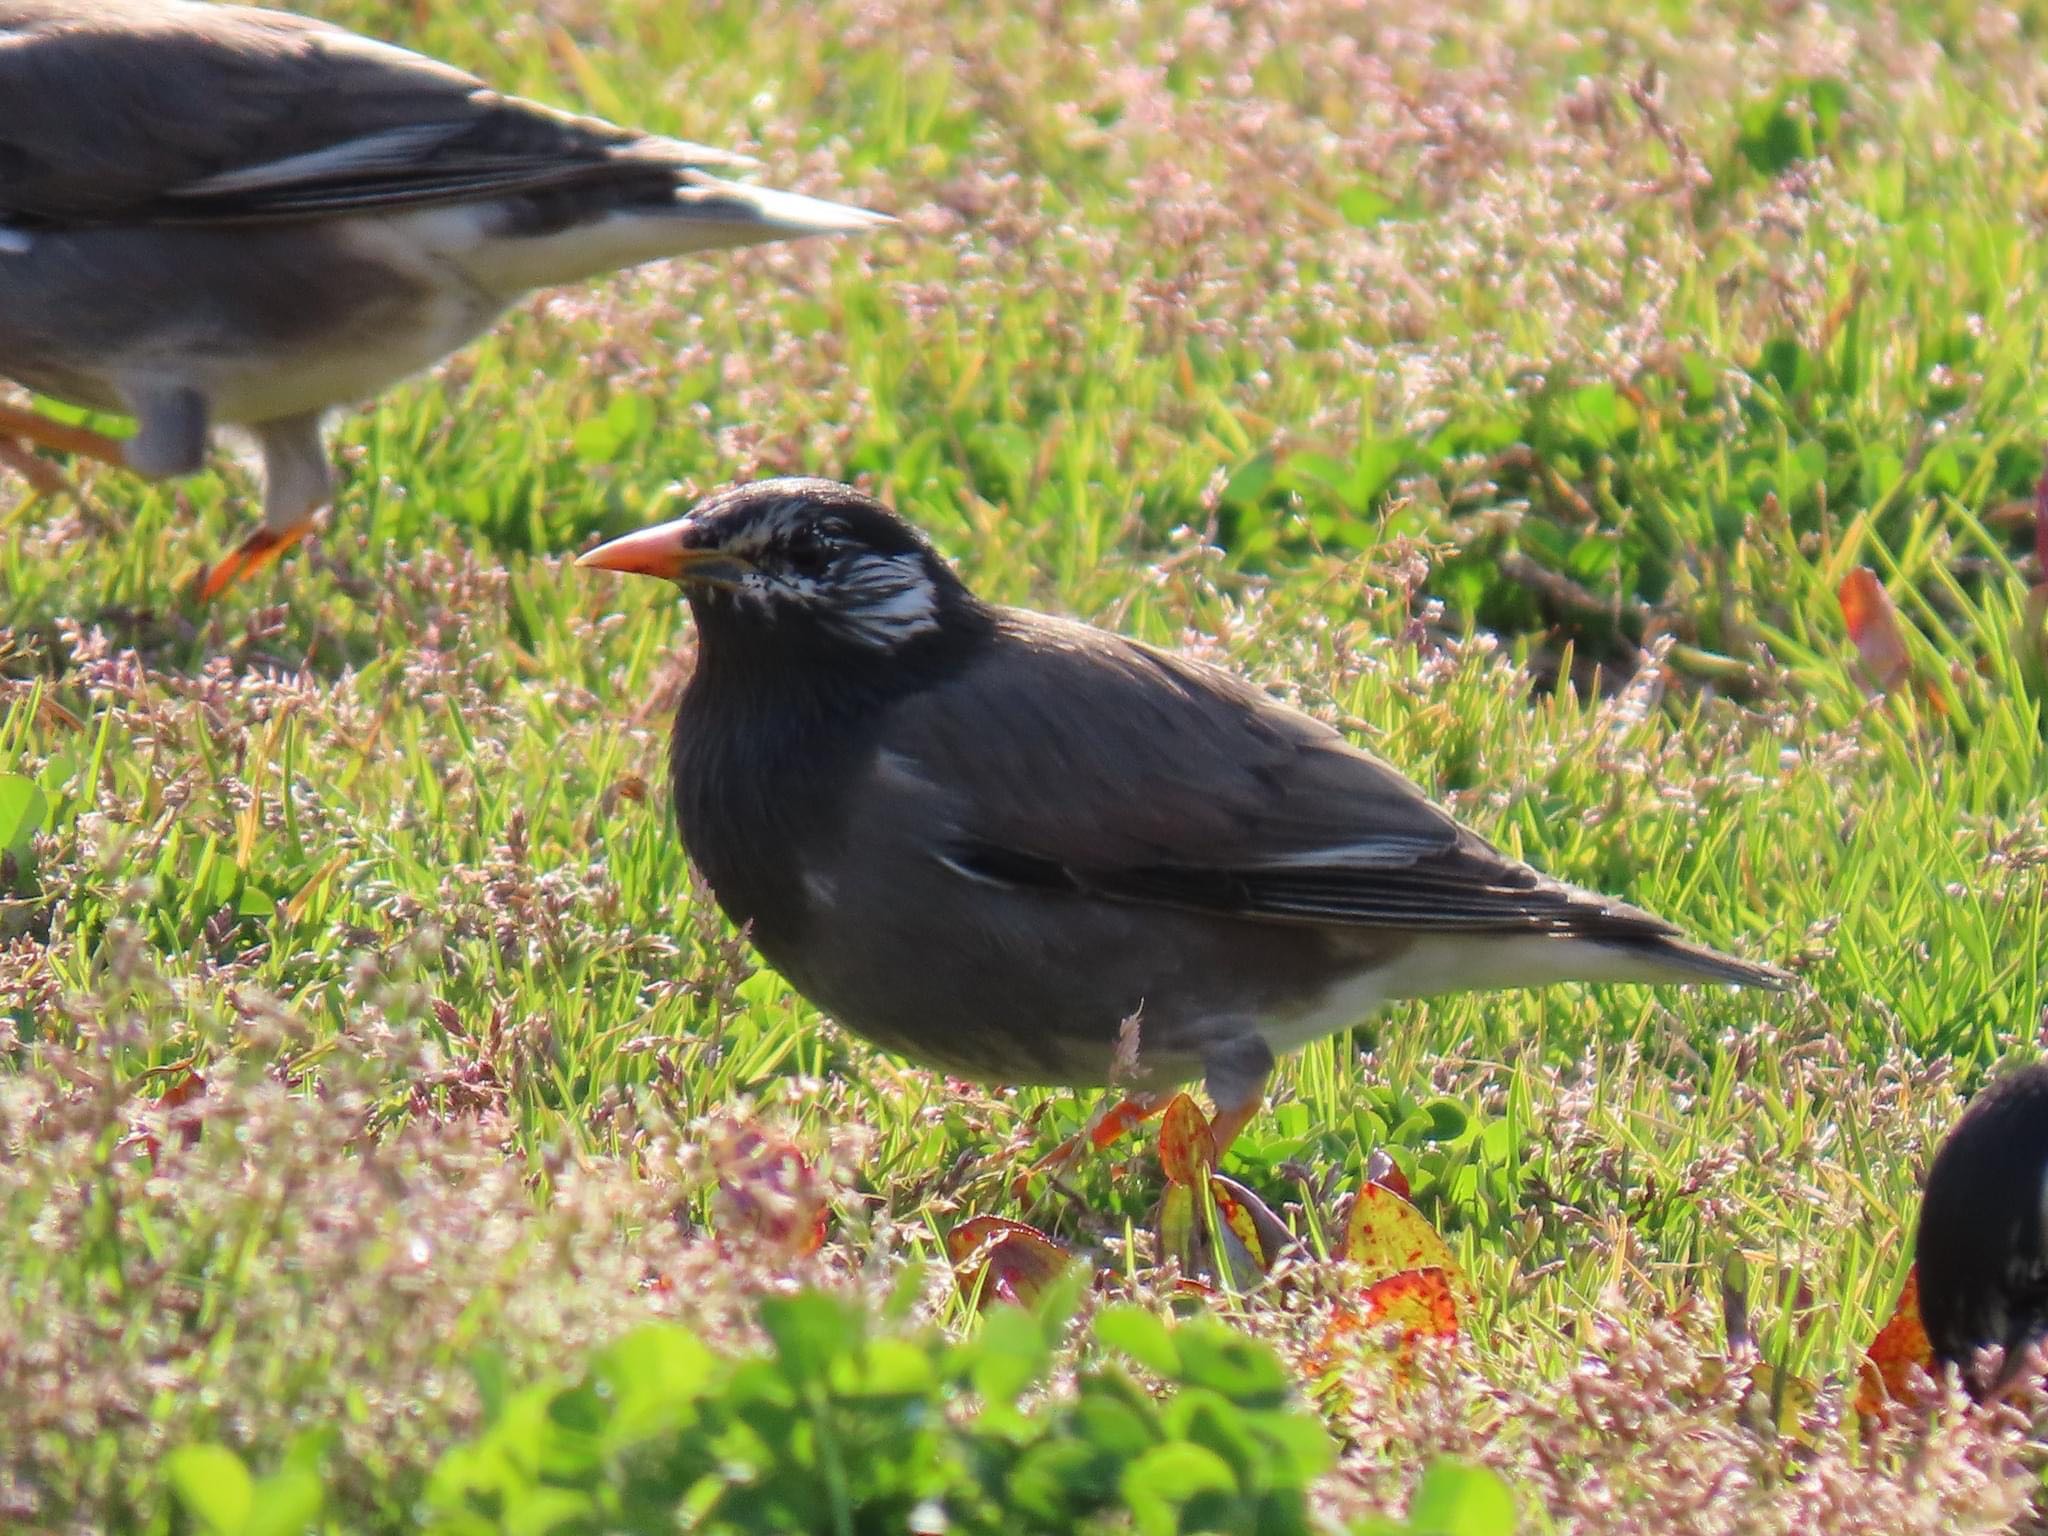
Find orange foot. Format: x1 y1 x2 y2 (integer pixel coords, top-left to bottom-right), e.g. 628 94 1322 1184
197 523 309 602
1013 1094 1165 1197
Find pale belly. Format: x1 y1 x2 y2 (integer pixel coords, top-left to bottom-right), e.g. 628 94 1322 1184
0 216 509 428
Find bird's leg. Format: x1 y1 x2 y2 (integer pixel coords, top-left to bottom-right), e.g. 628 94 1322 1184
1015 1093 1166 1194
1205 1093 1265 1158
1086 1093 1170 1150
119 384 210 481
195 411 330 602
0 402 129 467
1202 1035 1276 1159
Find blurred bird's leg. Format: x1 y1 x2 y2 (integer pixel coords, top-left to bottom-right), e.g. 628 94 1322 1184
0 401 128 466
1202 1035 1275 1158
197 411 330 601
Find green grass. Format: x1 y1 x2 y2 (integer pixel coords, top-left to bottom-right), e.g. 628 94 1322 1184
4 0 2048 1529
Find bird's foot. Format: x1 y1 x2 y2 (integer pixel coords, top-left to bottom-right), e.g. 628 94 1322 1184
1013 1094 1165 1196
196 523 309 602
0 402 130 467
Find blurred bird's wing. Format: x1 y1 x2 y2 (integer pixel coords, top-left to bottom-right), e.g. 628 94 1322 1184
0 0 752 226
878 610 1784 987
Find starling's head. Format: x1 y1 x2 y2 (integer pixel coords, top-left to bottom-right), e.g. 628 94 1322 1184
578 478 972 652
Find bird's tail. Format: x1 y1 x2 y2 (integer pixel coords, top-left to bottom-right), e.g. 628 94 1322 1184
664 174 896 248
1378 929 1792 1000
1593 932 1794 991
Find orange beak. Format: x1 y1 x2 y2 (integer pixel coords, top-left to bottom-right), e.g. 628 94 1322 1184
575 518 751 585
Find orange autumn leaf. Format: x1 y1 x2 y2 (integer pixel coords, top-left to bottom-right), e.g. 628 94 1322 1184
1313 1266 1461 1380
1361 1266 1460 1342
1838 566 1913 695
1855 1267 1935 1422
1157 1092 1215 1186
1344 1181 1473 1305
947 1216 1072 1308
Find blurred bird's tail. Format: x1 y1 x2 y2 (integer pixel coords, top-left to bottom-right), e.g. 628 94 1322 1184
673 175 896 244
454 171 893 294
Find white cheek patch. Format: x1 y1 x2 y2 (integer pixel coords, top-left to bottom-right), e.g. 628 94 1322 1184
0 225 32 256
829 553 941 649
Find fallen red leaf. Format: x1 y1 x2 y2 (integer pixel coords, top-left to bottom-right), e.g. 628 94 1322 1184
1855 1267 1934 1422
127 1066 208 1163
159 1068 206 1113
1157 1093 1215 1186
1838 567 1913 695
1361 1266 1460 1341
947 1215 1072 1308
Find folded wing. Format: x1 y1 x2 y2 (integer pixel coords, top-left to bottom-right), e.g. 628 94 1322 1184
0 0 747 226
884 611 1782 986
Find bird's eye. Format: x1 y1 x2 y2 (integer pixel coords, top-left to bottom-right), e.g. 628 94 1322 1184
782 529 832 579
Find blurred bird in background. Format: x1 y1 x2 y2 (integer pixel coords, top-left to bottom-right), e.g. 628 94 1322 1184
0 0 889 596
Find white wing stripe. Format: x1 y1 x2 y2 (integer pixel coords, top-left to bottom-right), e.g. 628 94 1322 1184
173 124 462 197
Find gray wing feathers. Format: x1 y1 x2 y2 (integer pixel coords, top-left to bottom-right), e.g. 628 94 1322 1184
0 0 746 225
882 611 1784 985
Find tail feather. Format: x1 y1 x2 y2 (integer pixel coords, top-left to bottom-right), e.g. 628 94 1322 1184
1378 930 1792 1001
673 174 896 241
1594 932 1793 991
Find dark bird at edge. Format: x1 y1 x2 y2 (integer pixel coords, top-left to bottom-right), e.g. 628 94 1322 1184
1916 1062 2048 1395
